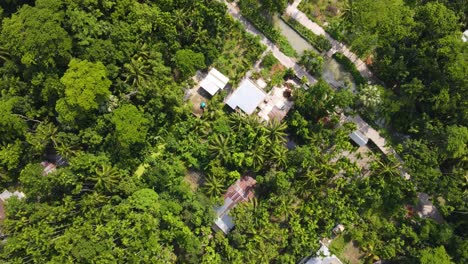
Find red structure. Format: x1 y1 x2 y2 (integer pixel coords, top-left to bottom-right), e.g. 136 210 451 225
41 161 57 175
213 176 256 234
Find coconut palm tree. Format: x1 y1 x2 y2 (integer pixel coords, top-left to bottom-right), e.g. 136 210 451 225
270 145 288 168
0 46 10 64
203 175 225 198
91 164 120 193
265 120 287 144
122 56 152 98
208 134 233 164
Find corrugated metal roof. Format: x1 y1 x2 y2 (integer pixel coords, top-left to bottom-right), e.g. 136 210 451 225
226 79 267 115
199 68 229 96
212 176 256 234
214 214 235 234
348 130 368 147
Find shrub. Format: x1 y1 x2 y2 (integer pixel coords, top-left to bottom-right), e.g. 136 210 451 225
261 52 278 69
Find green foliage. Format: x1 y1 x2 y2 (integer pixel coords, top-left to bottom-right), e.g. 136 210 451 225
332 52 366 85
0 1 72 67
174 49 206 79
261 52 278 70
419 246 453 264
56 59 111 126
0 0 466 263
299 50 323 76
110 104 149 150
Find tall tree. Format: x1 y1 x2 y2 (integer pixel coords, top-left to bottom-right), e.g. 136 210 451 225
56 59 111 126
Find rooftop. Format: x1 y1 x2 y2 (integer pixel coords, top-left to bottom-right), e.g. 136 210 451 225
199 68 229 96
41 161 57 175
348 130 369 147
213 176 256 234
226 79 267 115
305 245 343 264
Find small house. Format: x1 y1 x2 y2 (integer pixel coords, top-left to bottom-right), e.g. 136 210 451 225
213 176 256 234
225 79 267 115
462 30 468 42
199 68 230 96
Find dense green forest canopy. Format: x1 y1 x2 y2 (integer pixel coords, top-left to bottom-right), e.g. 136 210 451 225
0 0 466 263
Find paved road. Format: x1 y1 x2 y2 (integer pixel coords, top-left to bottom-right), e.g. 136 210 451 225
225 2 317 85
286 0 374 80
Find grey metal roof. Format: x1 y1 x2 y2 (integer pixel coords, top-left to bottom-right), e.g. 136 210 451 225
348 130 368 147
226 79 267 115
214 214 235 234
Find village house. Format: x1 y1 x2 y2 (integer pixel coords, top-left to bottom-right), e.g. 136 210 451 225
212 176 256 234
199 68 230 96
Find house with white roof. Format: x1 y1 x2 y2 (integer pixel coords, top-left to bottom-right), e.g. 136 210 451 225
225 78 267 115
199 68 230 96
462 30 468 42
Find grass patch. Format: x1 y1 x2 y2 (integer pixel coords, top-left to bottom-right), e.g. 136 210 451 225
332 52 366 85
282 16 332 52
213 21 266 85
330 234 365 264
298 0 346 26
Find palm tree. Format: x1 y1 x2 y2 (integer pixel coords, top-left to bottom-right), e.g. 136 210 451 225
55 142 77 161
265 120 287 144
122 56 152 98
91 164 121 193
270 145 288 169
247 144 266 171
203 175 225 198
208 134 232 164
270 194 297 222
371 156 401 178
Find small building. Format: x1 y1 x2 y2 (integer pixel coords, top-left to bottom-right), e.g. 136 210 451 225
41 161 57 175
348 130 368 147
226 79 267 115
199 68 230 96
305 244 343 264
462 30 468 42
213 176 256 234
0 190 25 220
